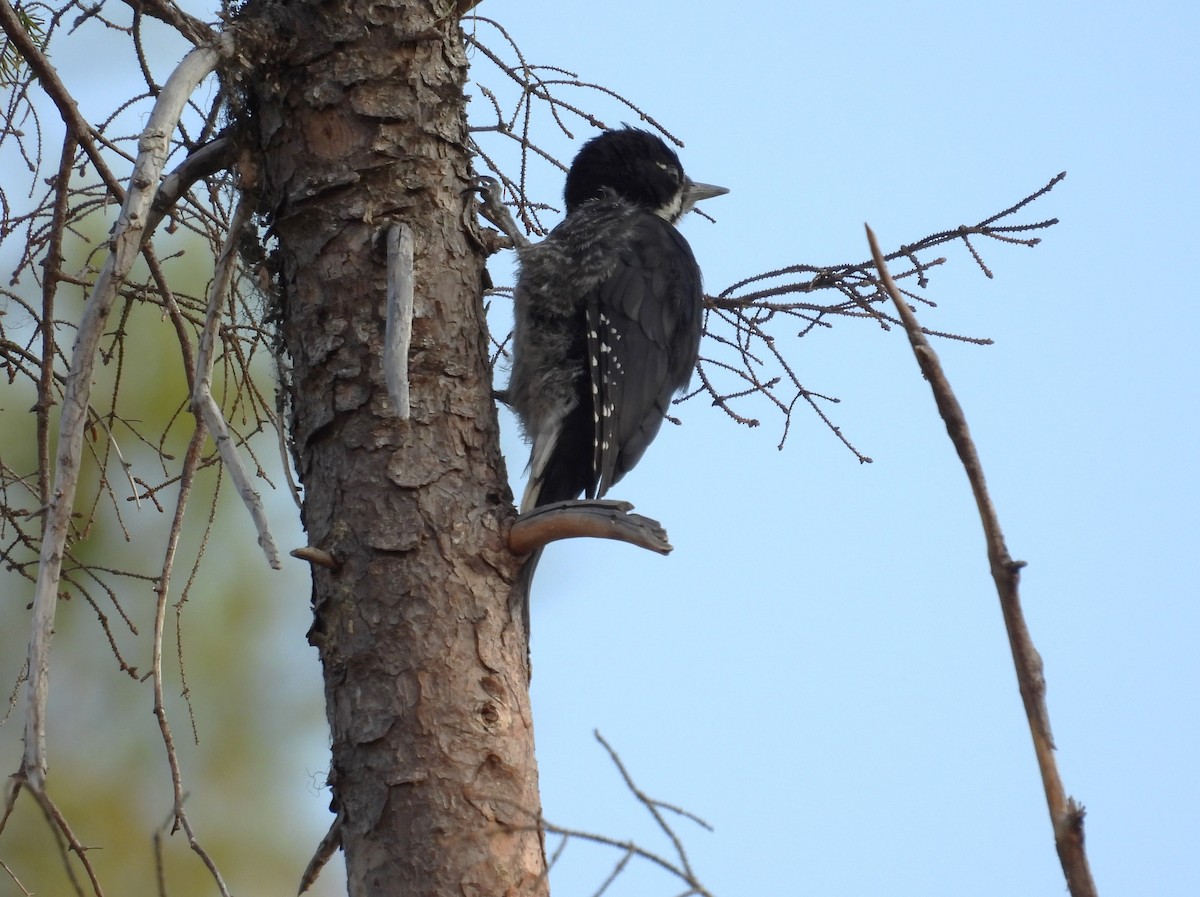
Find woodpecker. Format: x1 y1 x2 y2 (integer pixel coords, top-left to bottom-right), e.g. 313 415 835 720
508 127 727 513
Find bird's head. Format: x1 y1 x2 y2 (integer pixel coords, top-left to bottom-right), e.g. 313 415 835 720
563 127 728 224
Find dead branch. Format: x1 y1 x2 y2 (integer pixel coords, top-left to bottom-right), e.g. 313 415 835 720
22 34 234 790
116 0 214 47
291 546 340 570
487 731 717 897
36 134 77 506
593 730 711 881
0 856 31 897
192 193 281 568
465 14 680 236
297 811 343 895
148 134 236 236
537 731 715 897
696 174 1065 451
148 424 233 897
22 784 105 896
508 499 672 556
866 224 1097 897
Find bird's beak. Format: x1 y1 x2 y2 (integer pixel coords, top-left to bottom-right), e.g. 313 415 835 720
685 181 729 204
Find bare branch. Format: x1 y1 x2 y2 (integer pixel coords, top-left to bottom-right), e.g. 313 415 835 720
146 424 233 897
298 811 343 895
36 133 77 505
508 499 672 556
464 15 682 236
192 193 281 568
693 174 1064 450
594 731 710 882
489 732 717 897
23 33 232 789
148 134 236 237
1 781 107 897
866 223 1097 897
116 0 214 47
0 856 32 897
291 545 340 570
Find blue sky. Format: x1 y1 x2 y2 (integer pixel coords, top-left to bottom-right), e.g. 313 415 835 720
3 2 1196 895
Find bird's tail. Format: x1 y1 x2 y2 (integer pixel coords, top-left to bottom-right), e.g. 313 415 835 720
514 453 585 676
519 476 542 515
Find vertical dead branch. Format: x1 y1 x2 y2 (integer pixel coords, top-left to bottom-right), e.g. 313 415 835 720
36 135 76 506
866 224 1098 897
22 36 229 789
191 194 281 568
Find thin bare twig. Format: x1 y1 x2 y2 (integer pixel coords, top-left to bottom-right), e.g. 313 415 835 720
866 223 1097 897
0 0 125 200
528 731 714 897
0 856 32 897
694 174 1064 450
593 730 710 881
491 730 717 897
148 424 233 897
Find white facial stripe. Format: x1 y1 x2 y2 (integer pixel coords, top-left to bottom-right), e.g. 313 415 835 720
654 190 685 223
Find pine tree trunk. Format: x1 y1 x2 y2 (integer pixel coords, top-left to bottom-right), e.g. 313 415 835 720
240 2 546 893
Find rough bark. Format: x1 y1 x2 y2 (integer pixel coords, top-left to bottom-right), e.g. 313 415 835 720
238 1 546 894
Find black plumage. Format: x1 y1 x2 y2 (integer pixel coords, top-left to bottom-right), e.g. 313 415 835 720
508 128 726 512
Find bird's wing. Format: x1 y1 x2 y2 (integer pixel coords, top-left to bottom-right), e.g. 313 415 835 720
586 218 702 498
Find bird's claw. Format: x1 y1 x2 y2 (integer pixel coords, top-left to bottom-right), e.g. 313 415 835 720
468 175 529 248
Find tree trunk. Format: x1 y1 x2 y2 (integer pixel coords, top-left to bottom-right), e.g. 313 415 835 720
240 2 546 893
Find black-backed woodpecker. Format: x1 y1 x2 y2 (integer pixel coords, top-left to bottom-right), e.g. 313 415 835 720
508 127 727 511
